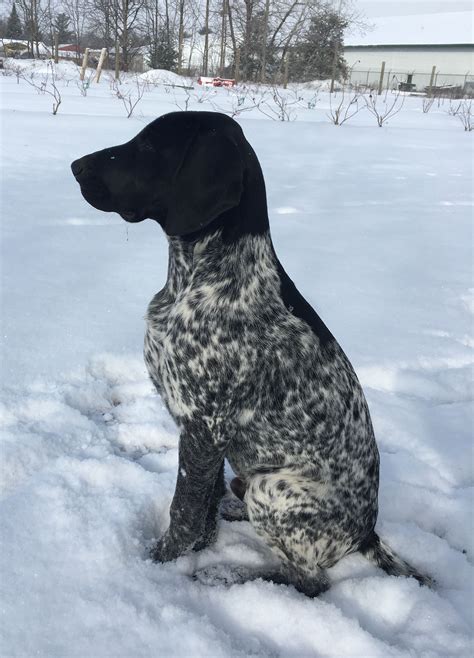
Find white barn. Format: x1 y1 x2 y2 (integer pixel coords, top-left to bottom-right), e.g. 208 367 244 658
344 11 474 91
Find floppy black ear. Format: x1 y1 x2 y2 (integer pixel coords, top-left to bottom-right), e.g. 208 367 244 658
165 130 243 237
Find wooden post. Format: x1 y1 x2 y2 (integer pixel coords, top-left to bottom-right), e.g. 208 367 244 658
95 48 107 83
115 39 120 80
377 61 385 94
283 52 290 89
54 32 59 64
234 47 240 83
428 65 436 96
80 48 89 80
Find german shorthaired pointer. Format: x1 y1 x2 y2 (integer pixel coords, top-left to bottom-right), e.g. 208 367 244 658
71 111 431 596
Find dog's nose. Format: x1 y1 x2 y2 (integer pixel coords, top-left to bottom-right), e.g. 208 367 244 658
71 158 85 178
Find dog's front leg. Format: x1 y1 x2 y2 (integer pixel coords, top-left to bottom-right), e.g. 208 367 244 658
150 422 227 563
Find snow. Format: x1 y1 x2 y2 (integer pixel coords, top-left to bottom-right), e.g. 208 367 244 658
1 63 473 657
139 68 192 87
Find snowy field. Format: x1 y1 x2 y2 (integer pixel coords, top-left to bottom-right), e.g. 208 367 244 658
1 61 473 657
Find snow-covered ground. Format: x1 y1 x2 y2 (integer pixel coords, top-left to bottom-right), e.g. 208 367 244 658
1 61 473 657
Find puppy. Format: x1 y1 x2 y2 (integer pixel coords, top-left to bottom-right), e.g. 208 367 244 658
72 111 431 596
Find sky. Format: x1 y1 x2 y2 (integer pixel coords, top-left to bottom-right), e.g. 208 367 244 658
356 0 472 18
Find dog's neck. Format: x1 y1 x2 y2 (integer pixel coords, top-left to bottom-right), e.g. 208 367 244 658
165 227 278 301
164 147 274 297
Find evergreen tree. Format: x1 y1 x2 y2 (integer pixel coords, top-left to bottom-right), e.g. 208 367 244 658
290 11 348 82
6 3 23 39
149 31 178 70
54 13 73 43
240 10 279 82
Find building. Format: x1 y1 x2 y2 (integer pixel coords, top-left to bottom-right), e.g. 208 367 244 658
344 11 474 91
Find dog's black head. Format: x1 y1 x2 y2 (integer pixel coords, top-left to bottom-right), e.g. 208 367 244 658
71 111 267 238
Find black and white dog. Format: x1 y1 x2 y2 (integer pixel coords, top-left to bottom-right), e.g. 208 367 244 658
71 111 431 596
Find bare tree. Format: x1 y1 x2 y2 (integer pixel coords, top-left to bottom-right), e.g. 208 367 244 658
16 0 42 57
63 0 88 54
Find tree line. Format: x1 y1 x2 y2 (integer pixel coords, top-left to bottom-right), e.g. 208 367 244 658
0 0 362 83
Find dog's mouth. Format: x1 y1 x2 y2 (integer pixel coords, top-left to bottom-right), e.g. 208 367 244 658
119 210 146 223
76 179 114 212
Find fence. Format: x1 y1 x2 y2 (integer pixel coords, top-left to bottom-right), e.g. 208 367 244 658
347 67 473 96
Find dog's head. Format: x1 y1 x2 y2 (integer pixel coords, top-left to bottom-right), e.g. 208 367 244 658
71 111 262 238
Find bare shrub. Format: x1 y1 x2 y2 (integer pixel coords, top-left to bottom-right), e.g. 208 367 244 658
172 86 192 111
447 100 462 117
19 61 62 115
327 89 363 126
422 96 435 113
3 62 24 84
449 99 473 131
111 76 147 118
76 70 94 97
210 85 267 118
365 89 405 127
258 86 300 121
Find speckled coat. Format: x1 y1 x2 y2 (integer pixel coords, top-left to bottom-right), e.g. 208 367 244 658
71 111 431 596
144 227 379 594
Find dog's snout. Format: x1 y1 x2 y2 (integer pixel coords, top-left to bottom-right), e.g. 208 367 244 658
71 156 93 180
71 158 85 178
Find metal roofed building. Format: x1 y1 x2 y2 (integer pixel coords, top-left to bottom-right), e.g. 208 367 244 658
343 11 474 91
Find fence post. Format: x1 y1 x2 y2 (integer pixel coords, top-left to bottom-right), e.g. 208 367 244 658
428 65 436 96
95 48 107 83
378 61 386 94
80 48 89 81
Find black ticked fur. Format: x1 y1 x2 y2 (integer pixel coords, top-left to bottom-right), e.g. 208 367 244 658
72 111 432 596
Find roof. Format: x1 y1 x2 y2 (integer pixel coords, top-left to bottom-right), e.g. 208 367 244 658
345 11 473 47
58 44 81 52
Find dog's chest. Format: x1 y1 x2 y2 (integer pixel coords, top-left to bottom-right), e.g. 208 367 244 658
144 237 239 421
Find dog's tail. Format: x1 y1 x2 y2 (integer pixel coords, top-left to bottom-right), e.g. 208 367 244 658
359 531 434 588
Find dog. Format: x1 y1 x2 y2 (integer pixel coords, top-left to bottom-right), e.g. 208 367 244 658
71 111 431 596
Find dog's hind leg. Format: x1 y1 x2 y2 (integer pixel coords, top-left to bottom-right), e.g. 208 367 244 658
242 468 358 597
193 559 329 597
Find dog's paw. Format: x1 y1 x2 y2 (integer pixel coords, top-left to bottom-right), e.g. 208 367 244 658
149 532 183 563
219 494 249 522
193 564 252 587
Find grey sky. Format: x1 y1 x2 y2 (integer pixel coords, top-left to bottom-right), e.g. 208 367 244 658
357 0 471 18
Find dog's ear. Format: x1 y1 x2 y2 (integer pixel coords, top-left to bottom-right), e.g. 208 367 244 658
165 130 243 237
